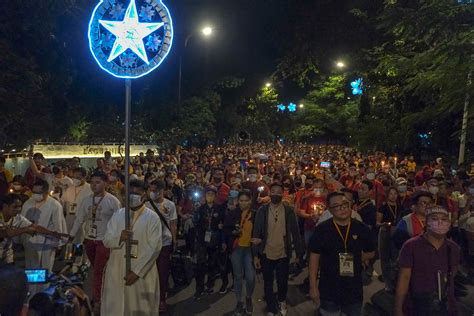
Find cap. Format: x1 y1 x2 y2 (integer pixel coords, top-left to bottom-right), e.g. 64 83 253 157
433 169 444 178
436 157 442 164
425 205 449 217
205 185 218 194
396 177 407 185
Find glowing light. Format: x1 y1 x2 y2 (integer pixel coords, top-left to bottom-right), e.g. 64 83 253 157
202 26 213 36
88 0 174 79
265 82 272 88
277 104 286 112
336 61 345 68
351 78 363 95
288 103 297 112
299 104 304 108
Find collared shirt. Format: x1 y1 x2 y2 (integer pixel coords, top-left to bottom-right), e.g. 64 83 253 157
70 193 121 241
264 204 286 260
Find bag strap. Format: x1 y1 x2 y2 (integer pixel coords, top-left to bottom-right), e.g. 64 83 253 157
148 199 172 234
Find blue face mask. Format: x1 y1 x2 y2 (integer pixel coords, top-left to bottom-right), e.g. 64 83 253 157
229 190 239 199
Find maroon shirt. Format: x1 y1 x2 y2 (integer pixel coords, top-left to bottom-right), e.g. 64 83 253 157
399 235 461 315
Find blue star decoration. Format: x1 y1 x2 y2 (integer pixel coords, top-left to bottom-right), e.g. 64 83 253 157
277 104 286 112
88 0 174 79
99 0 163 64
288 103 297 112
351 78 363 95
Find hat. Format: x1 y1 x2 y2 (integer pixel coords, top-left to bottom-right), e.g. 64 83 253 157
204 185 217 194
425 205 449 217
396 177 407 185
436 157 443 164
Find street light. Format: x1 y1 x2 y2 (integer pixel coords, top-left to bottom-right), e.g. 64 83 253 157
336 61 346 68
299 104 304 109
178 25 215 113
265 82 272 88
202 26 213 37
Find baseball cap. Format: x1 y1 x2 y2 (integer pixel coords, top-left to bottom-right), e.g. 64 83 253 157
396 177 407 186
425 205 449 217
205 185 218 194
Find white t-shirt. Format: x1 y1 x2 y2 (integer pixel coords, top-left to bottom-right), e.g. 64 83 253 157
0 214 32 263
44 174 74 192
146 198 176 247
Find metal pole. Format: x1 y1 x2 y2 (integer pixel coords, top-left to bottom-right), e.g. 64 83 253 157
458 68 472 166
125 79 132 274
178 55 183 114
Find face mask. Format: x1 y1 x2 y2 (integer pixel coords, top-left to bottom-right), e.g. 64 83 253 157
229 190 239 199
427 219 451 235
234 178 242 184
149 192 159 201
294 181 302 188
283 182 291 188
248 174 257 182
13 185 22 191
32 193 44 202
366 173 375 181
270 195 283 204
142 164 148 170
305 183 313 190
130 194 144 209
398 185 407 193
429 186 439 195
468 188 474 195
109 176 117 182
314 189 324 197
72 179 82 187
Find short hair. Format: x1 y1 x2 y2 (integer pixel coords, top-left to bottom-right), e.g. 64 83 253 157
72 167 87 178
326 192 346 206
247 166 258 173
361 180 374 191
212 166 224 173
0 264 28 316
411 191 433 205
32 179 49 193
33 153 44 160
238 189 252 199
130 179 147 191
269 182 283 191
90 171 108 182
0 194 22 209
149 179 166 191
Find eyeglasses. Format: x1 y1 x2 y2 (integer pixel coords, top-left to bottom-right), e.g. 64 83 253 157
419 200 432 206
329 201 351 211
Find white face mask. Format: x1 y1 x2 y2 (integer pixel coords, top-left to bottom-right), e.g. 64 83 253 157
72 179 82 187
149 192 159 201
32 193 44 202
398 185 408 193
13 185 22 191
366 173 375 181
429 186 439 195
314 189 324 197
129 194 143 209
248 174 257 182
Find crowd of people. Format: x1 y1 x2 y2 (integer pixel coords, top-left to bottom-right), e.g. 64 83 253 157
1 144 474 316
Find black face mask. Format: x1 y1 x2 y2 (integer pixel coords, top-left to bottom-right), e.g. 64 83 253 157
270 195 283 204
294 182 302 188
283 182 291 188
305 183 313 189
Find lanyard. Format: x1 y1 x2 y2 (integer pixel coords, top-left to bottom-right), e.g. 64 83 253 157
240 209 252 227
388 203 398 220
91 195 105 220
74 185 84 202
358 199 372 210
333 219 351 253
413 214 425 229
130 207 145 230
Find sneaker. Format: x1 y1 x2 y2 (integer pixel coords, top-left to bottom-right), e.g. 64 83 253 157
233 302 244 316
278 301 288 316
245 296 253 314
219 284 228 294
194 291 204 300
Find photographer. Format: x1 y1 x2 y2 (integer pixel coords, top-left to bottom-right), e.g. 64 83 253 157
395 206 461 316
223 190 256 315
0 264 28 316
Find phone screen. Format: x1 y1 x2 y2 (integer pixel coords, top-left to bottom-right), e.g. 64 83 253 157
25 269 48 283
320 162 331 168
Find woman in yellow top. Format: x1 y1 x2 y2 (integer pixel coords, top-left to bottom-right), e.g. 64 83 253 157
224 190 256 316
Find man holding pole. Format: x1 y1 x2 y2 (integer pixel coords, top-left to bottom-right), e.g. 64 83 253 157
101 180 162 315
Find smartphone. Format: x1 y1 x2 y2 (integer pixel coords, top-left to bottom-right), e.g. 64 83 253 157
25 269 48 284
320 161 331 169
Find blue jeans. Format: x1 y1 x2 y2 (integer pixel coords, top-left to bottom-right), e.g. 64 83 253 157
319 300 362 316
230 246 256 302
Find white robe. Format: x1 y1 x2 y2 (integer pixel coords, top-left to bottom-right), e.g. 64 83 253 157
101 207 162 316
61 183 92 243
21 196 67 294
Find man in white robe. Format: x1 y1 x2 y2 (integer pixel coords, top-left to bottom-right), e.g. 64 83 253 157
101 180 162 316
21 179 67 294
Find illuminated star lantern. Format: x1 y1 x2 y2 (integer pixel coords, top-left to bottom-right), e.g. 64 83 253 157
351 78 363 95
89 0 173 79
287 103 297 112
277 104 286 112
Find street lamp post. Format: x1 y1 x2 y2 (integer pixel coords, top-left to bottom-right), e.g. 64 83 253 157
177 26 213 115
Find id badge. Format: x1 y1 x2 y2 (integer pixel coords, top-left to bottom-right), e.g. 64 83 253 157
88 225 97 238
130 240 139 259
69 203 77 215
339 253 354 277
204 231 212 243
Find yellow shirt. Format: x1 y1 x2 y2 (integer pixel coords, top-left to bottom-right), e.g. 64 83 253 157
238 210 253 247
407 161 416 172
0 168 13 183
